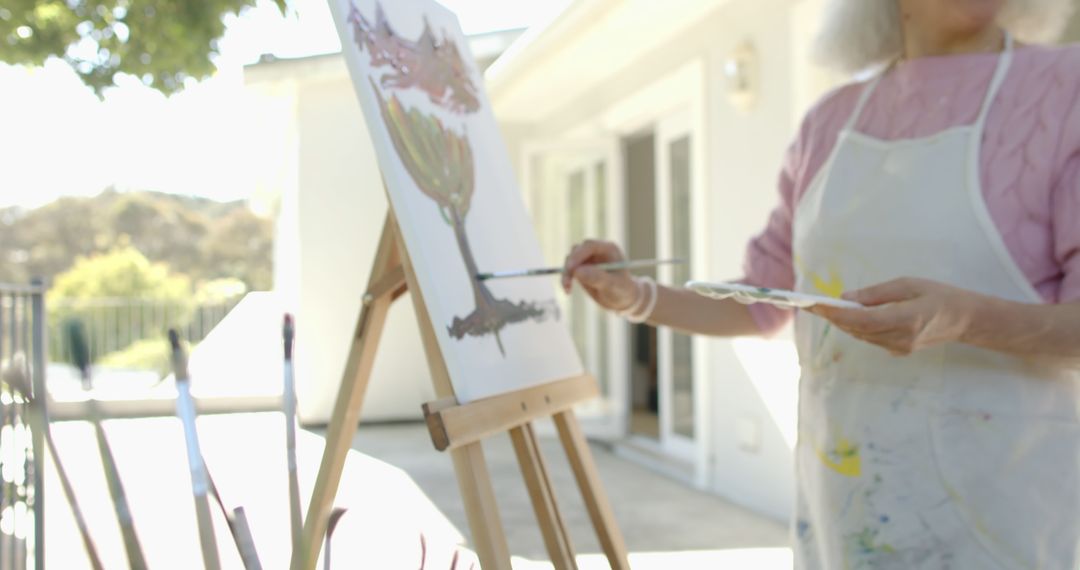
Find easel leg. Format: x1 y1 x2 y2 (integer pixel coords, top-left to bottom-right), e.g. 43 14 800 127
510 423 576 570
294 217 403 570
395 228 513 570
553 411 630 570
448 443 513 569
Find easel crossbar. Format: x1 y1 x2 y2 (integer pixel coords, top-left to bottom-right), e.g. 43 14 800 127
423 374 598 452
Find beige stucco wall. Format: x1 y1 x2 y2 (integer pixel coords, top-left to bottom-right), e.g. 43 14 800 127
702 0 803 522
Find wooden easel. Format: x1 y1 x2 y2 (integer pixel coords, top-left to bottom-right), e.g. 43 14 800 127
293 213 630 570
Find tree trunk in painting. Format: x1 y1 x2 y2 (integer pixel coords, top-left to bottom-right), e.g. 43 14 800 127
449 209 487 312
445 208 547 354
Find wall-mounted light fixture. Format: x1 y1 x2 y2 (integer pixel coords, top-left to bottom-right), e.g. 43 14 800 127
723 42 758 112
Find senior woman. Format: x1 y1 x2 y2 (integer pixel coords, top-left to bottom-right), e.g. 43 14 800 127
562 0 1080 568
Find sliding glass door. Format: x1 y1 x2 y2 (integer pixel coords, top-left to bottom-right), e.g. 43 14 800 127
656 112 697 460
525 140 626 438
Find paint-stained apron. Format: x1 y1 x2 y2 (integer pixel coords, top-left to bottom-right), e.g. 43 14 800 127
791 34 1080 569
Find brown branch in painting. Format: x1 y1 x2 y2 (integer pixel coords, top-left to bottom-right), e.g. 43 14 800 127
348 2 481 114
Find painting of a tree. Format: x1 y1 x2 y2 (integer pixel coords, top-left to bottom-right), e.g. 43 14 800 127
351 2 554 355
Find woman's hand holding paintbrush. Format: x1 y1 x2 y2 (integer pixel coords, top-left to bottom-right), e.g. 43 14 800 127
560 239 763 337
478 240 682 313
560 240 641 312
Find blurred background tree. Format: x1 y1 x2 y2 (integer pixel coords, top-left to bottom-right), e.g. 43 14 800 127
49 242 192 300
201 208 274 291
0 0 287 95
0 189 269 369
0 189 273 291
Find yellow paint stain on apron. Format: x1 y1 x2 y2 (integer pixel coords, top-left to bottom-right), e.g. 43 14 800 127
815 437 861 478
810 267 845 299
793 256 845 299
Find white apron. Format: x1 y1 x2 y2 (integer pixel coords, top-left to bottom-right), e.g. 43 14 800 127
791 34 1080 570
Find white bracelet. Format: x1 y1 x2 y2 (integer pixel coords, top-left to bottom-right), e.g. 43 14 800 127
625 277 658 324
615 278 647 318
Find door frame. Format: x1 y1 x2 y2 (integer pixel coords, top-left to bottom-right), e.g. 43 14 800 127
520 59 711 485
521 137 628 440
602 60 710 479
654 111 697 462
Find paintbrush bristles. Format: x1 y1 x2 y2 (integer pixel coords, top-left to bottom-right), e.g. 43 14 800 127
64 318 92 387
283 314 295 361
168 329 190 382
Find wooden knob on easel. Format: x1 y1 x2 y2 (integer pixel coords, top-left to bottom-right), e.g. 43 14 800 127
362 294 375 306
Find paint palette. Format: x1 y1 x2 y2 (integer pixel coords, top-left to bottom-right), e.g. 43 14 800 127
685 281 864 309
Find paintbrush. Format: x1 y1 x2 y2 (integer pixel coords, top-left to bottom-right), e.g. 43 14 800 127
282 314 302 561
476 258 685 281
323 507 347 570
66 319 149 570
163 326 261 568
168 329 222 570
1 353 104 570
205 468 262 570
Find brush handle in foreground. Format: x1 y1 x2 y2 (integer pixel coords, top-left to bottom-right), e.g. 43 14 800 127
45 431 105 570
91 416 148 569
284 360 303 557
478 258 683 281
176 380 222 570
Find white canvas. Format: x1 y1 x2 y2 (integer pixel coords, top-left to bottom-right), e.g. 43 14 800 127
327 0 584 402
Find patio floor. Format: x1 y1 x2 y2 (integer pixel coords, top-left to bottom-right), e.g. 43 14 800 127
345 422 792 568
35 413 791 568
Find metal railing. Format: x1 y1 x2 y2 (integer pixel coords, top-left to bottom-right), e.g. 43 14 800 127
47 296 242 367
0 280 47 570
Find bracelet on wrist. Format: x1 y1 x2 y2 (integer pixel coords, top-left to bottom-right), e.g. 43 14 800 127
625 277 658 324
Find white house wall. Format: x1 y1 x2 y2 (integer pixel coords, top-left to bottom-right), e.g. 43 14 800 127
489 0 730 123
702 0 806 524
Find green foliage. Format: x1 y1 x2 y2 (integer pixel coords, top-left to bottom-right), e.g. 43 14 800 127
49 243 191 301
0 0 286 96
2 196 109 283
194 277 248 303
201 209 274 291
0 189 273 291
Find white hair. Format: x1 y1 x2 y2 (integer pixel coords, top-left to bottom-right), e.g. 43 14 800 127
813 0 1077 72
